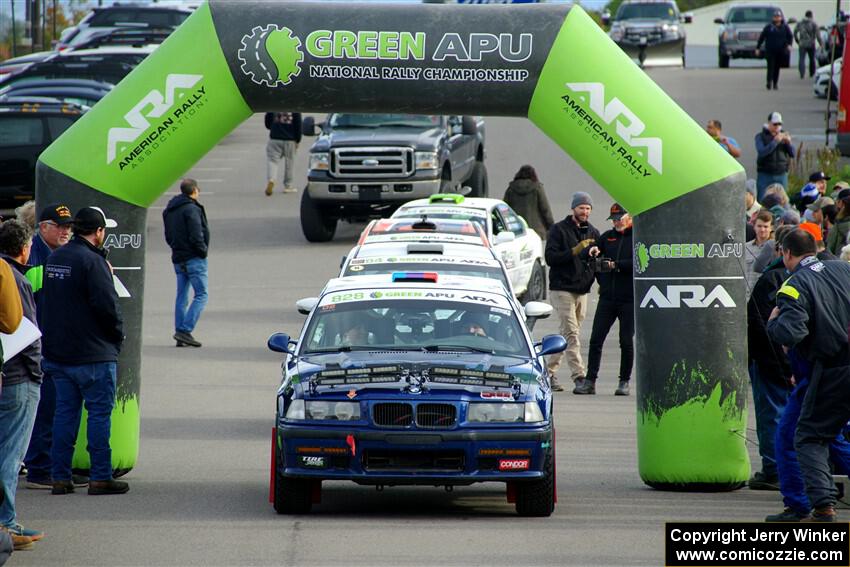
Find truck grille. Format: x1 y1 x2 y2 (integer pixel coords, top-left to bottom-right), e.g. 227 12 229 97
737 30 760 41
416 404 457 428
331 147 413 178
624 28 663 43
363 449 465 471
373 403 414 427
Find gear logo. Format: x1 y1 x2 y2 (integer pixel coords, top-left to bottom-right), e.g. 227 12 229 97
635 242 650 274
238 25 303 87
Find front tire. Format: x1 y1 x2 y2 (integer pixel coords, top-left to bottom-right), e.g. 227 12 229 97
515 446 555 517
467 161 488 198
520 261 546 304
274 470 314 514
300 189 337 243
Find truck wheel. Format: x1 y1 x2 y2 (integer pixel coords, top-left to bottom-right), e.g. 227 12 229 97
520 261 546 304
515 446 555 517
718 51 729 68
300 189 336 243
273 470 314 514
468 161 488 198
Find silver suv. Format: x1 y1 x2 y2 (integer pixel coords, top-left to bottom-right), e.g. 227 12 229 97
603 1 692 68
715 4 795 68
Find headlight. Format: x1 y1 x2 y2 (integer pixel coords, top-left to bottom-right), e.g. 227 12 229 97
662 24 680 38
309 152 330 171
285 400 361 421
609 26 624 42
721 31 730 42
467 402 542 423
415 151 439 171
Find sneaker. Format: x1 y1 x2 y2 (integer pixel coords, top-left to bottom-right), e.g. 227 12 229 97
748 470 780 491
25 478 53 490
265 181 274 196
802 506 837 522
615 380 630 396
282 185 297 194
573 378 596 395
18 465 27 476
0 528 33 551
765 507 811 522
72 474 89 487
8 524 43 542
51 480 74 495
550 378 564 392
88 479 129 495
174 331 201 348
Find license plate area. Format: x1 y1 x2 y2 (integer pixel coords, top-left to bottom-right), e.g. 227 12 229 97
358 185 382 200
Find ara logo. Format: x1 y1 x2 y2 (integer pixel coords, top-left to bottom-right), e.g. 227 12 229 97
565 82 663 174
639 285 736 309
106 74 203 164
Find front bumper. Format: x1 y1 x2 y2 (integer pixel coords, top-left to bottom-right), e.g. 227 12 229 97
307 176 442 203
720 40 760 59
277 424 553 485
615 37 684 66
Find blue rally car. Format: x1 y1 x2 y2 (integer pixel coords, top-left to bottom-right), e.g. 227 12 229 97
267 272 566 516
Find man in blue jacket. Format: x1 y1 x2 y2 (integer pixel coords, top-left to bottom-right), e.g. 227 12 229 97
42 207 127 496
163 179 209 348
756 10 793 90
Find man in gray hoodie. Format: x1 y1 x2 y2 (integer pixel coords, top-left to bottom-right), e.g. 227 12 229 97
795 10 823 79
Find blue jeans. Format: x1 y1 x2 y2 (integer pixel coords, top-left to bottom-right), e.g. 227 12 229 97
756 172 788 201
777 377 850 515
174 257 208 334
24 370 55 482
46 360 117 482
0 380 40 528
750 360 788 477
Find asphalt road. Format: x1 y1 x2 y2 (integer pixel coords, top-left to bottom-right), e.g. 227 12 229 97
11 65 837 567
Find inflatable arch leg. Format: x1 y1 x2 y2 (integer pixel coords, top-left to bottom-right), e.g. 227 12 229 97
37 1 747 488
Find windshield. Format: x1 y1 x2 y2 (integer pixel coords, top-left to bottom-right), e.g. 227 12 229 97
303 298 528 357
615 3 677 20
89 9 189 28
368 218 481 237
395 210 487 229
726 7 777 24
344 261 505 283
329 114 441 129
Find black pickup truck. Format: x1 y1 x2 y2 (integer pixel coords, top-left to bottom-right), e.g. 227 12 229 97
300 113 487 242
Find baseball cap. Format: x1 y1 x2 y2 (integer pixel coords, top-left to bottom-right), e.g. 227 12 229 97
768 112 783 124
835 181 850 190
607 203 627 220
799 222 823 242
38 203 73 225
807 196 835 211
809 171 831 182
74 206 117 231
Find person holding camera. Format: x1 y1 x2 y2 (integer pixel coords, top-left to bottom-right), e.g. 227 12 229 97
755 112 795 200
545 192 600 392
574 204 634 396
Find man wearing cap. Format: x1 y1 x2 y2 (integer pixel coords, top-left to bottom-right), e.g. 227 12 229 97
808 196 834 231
574 204 633 396
163 179 209 348
810 172 830 197
755 112 795 200
41 206 128 496
23 203 74 491
756 10 793 90
545 192 600 392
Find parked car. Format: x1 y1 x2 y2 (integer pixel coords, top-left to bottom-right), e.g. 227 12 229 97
817 12 850 66
57 4 190 50
301 113 487 242
0 51 54 82
0 78 112 108
0 97 86 207
603 0 692 68
715 4 795 68
72 28 174 51
814 58 841 100
0 46 157 88
268 272 565 516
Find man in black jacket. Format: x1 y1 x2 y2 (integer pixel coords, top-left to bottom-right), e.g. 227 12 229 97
545 192 599 392
43 207 127 496
575 204 633 396
264 112 302 195
163 179 209 348
756 10 793 90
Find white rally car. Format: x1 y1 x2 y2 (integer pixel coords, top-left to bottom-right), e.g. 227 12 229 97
391 194 546 303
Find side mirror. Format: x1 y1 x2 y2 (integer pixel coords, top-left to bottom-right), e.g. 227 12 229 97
713 17 724 24
302 116 317 136
787 17 797 25
682 13 693 24
601 12 611 26
537 334 567 357
296 297 318 315
461 116 478 136
268 333 292 354
495 231 516 245
525 301 553 321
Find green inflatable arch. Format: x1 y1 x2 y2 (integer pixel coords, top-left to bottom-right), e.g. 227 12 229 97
37 1 748 489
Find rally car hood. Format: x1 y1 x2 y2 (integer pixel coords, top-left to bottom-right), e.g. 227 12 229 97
312 126 444 152
285 351 543 402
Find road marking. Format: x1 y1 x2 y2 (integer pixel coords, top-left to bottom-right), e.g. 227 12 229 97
635 276 744 281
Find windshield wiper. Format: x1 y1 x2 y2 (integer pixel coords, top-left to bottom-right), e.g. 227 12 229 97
380 123 429 128
335 124 379 129
306 345 424 354
423 344 495 355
